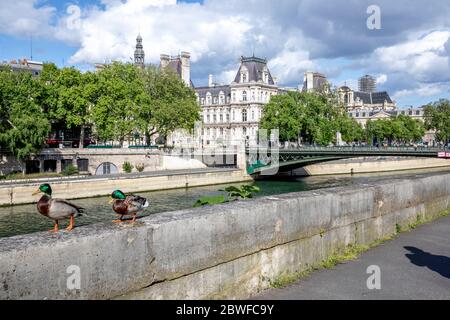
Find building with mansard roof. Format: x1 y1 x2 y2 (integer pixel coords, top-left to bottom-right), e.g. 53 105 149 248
193 56 279 147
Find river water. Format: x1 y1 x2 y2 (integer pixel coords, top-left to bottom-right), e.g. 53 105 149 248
1 167 449 238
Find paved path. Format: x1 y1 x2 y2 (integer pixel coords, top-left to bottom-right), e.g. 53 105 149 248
256 215 450 300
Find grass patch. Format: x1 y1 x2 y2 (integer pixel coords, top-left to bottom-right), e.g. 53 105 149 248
269 208 450 289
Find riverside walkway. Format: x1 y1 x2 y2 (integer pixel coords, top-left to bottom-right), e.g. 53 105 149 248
256 215 450 300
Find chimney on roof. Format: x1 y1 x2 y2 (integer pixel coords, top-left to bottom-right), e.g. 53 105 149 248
160 54 170 68
180 51 191 87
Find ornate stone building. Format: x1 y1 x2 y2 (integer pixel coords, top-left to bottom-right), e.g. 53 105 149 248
134 34 145 68
193 56 279 147
339 86 435 145
338 85 398 127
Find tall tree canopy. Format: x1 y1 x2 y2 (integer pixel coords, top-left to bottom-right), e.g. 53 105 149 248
0 69 51 163
365 115 425 145
260 91 363 145
424 99 450 145
140 66 200 143
89 63 150 145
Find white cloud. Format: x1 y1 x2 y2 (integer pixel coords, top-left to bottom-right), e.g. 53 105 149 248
370 31 450 83
1 0 449 105
393 83 448 100
376 74 388 85
0 0 56 38
269 49 315 84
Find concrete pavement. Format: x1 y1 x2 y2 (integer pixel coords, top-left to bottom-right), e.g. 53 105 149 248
256 215 450 300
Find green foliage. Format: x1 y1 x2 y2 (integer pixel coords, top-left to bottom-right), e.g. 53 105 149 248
220 185 261 200
122 161 134 173
337 115 365 143
91 63 147 145
61 164 79 176
424 99 450 145
193 184 261 207
366 115 425 145
0 69 51 161
260 91 357 145
193 195 227 207
139 66 200 143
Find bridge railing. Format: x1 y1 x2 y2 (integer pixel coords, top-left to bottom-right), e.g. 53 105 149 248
247 146 447 153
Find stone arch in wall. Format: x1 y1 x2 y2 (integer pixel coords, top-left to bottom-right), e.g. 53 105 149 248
95 162 119 176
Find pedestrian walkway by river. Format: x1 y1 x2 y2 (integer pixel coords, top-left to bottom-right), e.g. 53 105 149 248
255 215 450 300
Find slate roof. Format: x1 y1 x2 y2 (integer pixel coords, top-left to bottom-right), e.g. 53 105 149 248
195 85 231 99
354 91 393 104
233 56 275 85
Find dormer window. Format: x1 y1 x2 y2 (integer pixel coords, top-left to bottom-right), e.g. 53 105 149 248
240 66 249 83
262 67 269 83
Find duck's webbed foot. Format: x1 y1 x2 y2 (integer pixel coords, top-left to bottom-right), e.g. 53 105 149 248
66 215 75 231
49 221 59 233
128 213 137 224
113 215 124 223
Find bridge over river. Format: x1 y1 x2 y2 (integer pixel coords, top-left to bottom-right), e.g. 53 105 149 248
246 146 450 174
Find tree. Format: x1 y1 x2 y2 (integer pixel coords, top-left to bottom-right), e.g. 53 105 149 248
259 93 303 142
139 66 200 144
366 116 425 146
424 99 450 146
38 65 95 148
91 62 147 145
260 91 352 145
338 115 364 143
0 69 51 170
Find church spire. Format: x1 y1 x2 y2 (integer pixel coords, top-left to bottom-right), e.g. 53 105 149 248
134 34 145 68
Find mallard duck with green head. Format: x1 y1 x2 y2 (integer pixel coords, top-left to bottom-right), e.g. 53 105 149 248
109 190 149 223
32 184 85 232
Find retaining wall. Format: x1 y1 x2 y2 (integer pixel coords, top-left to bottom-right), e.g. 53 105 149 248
0 169 251 206
0 172 449 300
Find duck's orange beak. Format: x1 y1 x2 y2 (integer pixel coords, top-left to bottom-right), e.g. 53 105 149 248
108 197 115 204
32 189 41 196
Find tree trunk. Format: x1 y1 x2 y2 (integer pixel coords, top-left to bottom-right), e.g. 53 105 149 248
79 126 85 149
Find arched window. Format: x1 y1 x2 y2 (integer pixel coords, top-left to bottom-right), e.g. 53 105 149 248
242 91 247 102
95 162 118 176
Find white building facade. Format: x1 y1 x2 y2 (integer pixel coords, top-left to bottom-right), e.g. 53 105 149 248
195 56 278 147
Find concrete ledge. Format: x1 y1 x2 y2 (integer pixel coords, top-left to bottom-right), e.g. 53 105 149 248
0 172 449 300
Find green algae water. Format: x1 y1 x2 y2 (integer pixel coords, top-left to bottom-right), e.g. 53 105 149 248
1 167 449 238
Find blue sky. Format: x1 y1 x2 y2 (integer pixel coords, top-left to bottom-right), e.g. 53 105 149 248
1 0 449 108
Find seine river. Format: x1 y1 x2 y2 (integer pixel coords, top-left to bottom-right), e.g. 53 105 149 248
1 167 449 238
